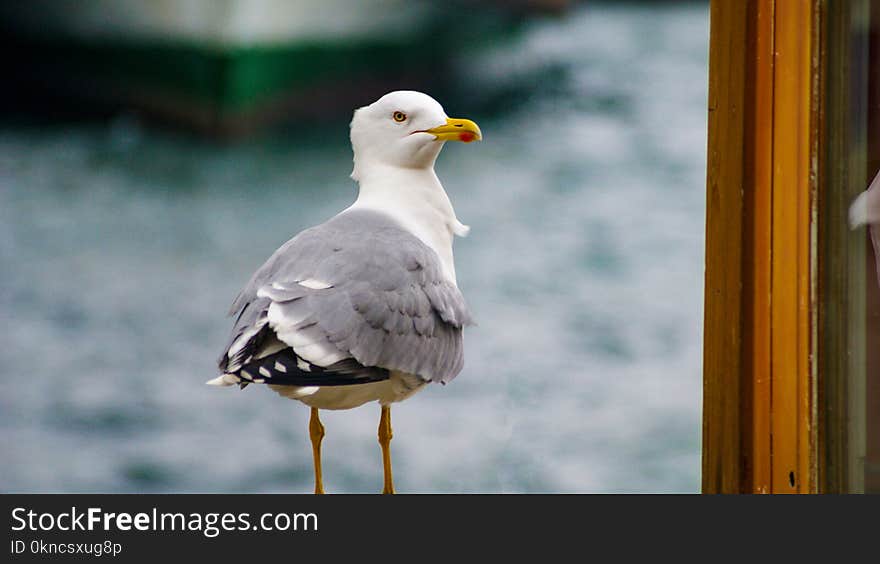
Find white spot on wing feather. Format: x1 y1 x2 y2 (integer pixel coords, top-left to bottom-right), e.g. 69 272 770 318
206 373 240 386
227 324 263 360
294 341 347 366
269 312 348 367
297 279 333 290
267 300 312 330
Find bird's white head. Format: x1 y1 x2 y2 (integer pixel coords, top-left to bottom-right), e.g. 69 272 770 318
350 90 482 181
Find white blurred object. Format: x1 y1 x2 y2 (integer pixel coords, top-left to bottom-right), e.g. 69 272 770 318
0 0 431 45
849 169 880 287
849 169 880 229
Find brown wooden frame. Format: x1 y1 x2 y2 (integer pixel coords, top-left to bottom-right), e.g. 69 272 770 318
702 0 821 493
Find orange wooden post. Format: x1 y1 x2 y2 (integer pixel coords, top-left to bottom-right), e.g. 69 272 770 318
769 0 819 494
702 0 749 494
743 0 775 494
703 0 820 493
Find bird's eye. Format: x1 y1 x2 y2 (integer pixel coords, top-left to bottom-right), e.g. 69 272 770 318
392 111 407 123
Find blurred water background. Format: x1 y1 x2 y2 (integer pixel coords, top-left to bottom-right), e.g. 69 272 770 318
0 2 708 493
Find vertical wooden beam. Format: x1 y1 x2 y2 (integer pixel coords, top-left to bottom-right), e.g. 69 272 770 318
770 0 819 494
704 0 821 493
742 0 775 494
702 0 749 494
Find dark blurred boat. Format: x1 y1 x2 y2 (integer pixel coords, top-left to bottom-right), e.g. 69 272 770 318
0 0 571 136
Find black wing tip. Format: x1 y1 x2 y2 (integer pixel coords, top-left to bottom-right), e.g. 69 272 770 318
233 348 390 388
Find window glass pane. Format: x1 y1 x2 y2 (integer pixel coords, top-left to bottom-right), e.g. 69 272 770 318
823 0 880 493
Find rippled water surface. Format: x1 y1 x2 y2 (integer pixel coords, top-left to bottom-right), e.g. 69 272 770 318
1 3 708 493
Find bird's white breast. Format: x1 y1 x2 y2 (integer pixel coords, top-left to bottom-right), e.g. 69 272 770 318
345 164 467 284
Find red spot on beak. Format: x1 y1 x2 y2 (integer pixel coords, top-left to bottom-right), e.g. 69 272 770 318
458 132 476 143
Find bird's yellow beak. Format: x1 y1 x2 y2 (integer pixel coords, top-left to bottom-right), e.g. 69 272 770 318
424 117 482 143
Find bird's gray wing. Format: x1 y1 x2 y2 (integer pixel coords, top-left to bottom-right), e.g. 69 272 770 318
218 209 473 387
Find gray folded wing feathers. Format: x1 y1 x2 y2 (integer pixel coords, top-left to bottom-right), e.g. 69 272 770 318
221 211 473 384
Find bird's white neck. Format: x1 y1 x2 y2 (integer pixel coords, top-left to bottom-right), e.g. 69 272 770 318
346 163 468 284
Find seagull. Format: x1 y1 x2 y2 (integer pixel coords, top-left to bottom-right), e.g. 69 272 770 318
849 168 880 288
210 91 480 494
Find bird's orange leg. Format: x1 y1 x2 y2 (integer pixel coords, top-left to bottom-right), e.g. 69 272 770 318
309 407 325 495
378 405 395 494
